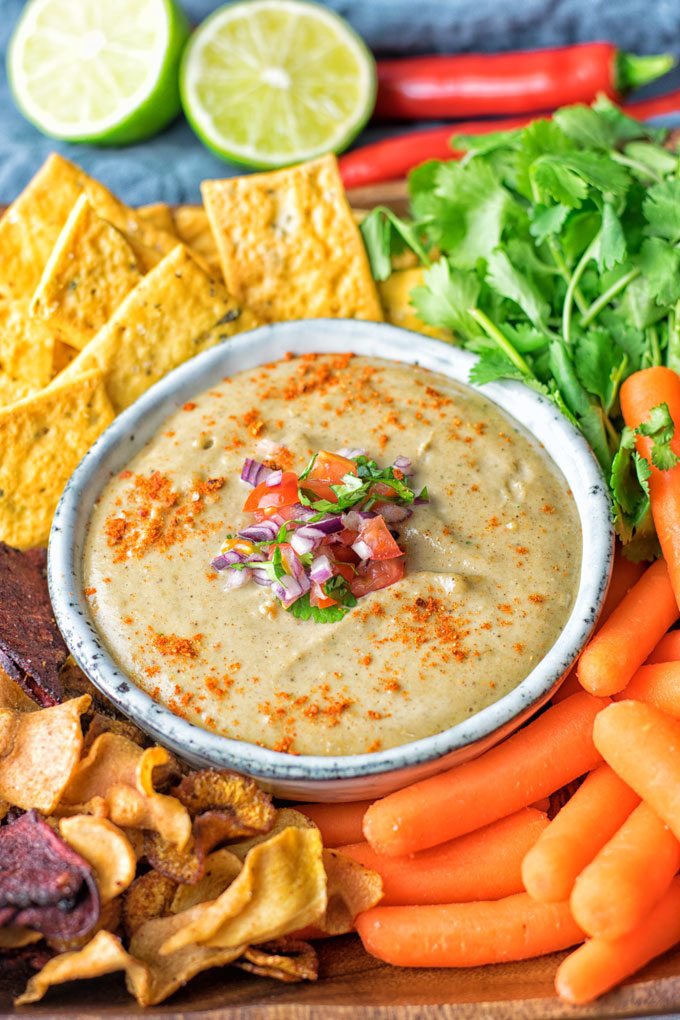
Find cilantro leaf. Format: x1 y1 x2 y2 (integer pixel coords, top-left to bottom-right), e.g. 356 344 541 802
410 259 481 338
595 203 627 271
359 206 430 281
529 203 570 243
469 349 527 386
592 95 654 144
638 238 680 307
637 403 680 470
574 329 628 411
485 250 550 328
286 594 355 624
643 179 680 243
432 160 515 268
553 104 615 150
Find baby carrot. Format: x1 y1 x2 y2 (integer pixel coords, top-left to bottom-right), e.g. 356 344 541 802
356 894 583 968
577 558 679 696
293 800 372 847
570 801 680 940
646 630 680 664
342 807 548 906
556 877 680 1004
363 692 607 857
621 367 680 608
617 661 680 716
594 699 680 841
522 765 639 904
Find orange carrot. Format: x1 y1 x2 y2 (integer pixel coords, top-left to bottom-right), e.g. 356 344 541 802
570 801 680 940
577 558 678 696
363 692 607 857
521 765 639 904
594 699 680 842
621 366 680 608
646 630 680 664
617 660 680 716
550 668 582 705
556 877 680 1004
293 800 373 847
342 808 548 906
356 894 583 968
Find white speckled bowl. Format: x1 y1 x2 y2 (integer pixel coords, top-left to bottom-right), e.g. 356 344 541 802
49 321 613 801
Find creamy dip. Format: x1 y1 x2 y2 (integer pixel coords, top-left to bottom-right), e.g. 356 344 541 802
84 353 581 756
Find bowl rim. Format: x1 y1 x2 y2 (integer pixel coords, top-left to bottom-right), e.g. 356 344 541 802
48 320 613 782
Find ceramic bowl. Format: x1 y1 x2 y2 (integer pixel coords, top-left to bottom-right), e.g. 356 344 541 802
48 320 613 801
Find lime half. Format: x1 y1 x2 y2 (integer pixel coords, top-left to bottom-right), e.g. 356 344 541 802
8 0 189 145
181 0 376 169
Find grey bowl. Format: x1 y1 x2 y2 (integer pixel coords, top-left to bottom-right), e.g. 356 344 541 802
48 320 613 801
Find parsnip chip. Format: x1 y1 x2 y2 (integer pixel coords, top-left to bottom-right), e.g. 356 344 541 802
170 849 242 914
0 154 177 301
0 299 54 407
236 939 317 983
0 695 90 812
378 268 453 340
61 733 191 849
59 816 136 904
160 827 326 955
138 202 176 235
202 155 383 322
0 927 43 949
123 871 177 940
0 370 115 549
53 245 260 413
14 930 151 1007
31 195 143 350
173 205 220 271
228 807 316 861
316 849 383 936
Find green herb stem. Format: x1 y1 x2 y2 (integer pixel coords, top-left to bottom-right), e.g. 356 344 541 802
468 308 534 378
563 236 599 345
579 266 641 328
668 303 680 373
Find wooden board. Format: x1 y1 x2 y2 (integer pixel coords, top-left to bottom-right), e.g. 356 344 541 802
1 184 680 1017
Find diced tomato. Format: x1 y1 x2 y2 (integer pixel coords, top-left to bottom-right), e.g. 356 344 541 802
300 477 338 504
253 503 299 523
332 544 360 564
310 581 337 609
332 561 357 583
309 450 357 484
336 528 359 546
359 516 403 560
350 558 405 597
372 482 396 499
243 471 299 513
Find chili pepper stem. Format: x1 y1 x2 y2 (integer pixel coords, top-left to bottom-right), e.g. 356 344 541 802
615 52 676 93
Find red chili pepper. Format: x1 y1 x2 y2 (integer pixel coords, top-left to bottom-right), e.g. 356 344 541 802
374 44 675 121
626 88 680 121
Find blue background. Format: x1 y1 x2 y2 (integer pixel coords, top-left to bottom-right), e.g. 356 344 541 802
2 0 680 204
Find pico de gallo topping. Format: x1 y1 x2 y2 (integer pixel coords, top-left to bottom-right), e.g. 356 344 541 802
211 450 429 622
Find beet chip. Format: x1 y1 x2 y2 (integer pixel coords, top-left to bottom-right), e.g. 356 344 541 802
0 543 68 706
0 811 99 939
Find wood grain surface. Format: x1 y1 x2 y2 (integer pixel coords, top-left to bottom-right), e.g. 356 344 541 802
2 181 680 1016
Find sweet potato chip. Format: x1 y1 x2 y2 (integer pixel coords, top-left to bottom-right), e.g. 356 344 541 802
160 826 326 955
0 370 115 549
170 849 242 914
0 695 90 812
138 202 176 235
0 811 99 940
15 929 151 1007
31 195 143 350
53 245 260 413
316 849 383 936
201 155 383 322
0 154 177 302
61 733 192 849
378 268 453 341
123 871 178 940
59 816 136 904
83 711 147 752
0 299 54 408
235 939 318 983
143 831 204 886
173 205 221 271
0 543 67 705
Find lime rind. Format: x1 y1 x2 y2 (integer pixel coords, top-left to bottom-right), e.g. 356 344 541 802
180 0 377 170
7 0 189 145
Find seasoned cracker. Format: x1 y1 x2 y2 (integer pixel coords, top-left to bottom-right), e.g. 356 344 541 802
201 155 383 322
137 202 176 235
173 206 221 272
0 299 54 407
31 195 143 350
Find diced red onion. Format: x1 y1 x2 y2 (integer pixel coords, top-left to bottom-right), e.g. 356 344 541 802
377 504 411 524
265 469 283 487
352 539 373 560
336 448 366 459
310 554 333 584
272 573 310 607
289 504 318 522
280 544 305 581
291 518 343 555
341 510 376 531
240 458 276 486
393 455 412 474
245 551 267 563
238 521 279 542
414 494 430 505
223 568 252 589
211 550 244 570
252 570 272 586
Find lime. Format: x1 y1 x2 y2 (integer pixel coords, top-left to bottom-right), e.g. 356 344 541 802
180 0 376 169
7 0 189 145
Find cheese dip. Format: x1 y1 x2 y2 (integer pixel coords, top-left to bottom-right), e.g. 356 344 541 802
83 353 581 756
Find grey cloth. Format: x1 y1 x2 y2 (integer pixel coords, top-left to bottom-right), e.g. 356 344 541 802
1 0 680 205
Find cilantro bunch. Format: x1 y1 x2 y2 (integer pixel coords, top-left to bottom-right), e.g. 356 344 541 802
361 97 680 559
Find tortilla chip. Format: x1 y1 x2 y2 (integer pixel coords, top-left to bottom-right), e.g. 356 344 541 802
0 370 115 549
0 154 177 301
236 939 318 982
59 816 137 904
160 827 326 955
0 299 54 408
202 155 383 322
138 202 176 235
378 268 453 340
173 205 220 272
0 543 68 705
31 195 143 350
52 246 260 413
0 695 90 812
123 871 178 940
